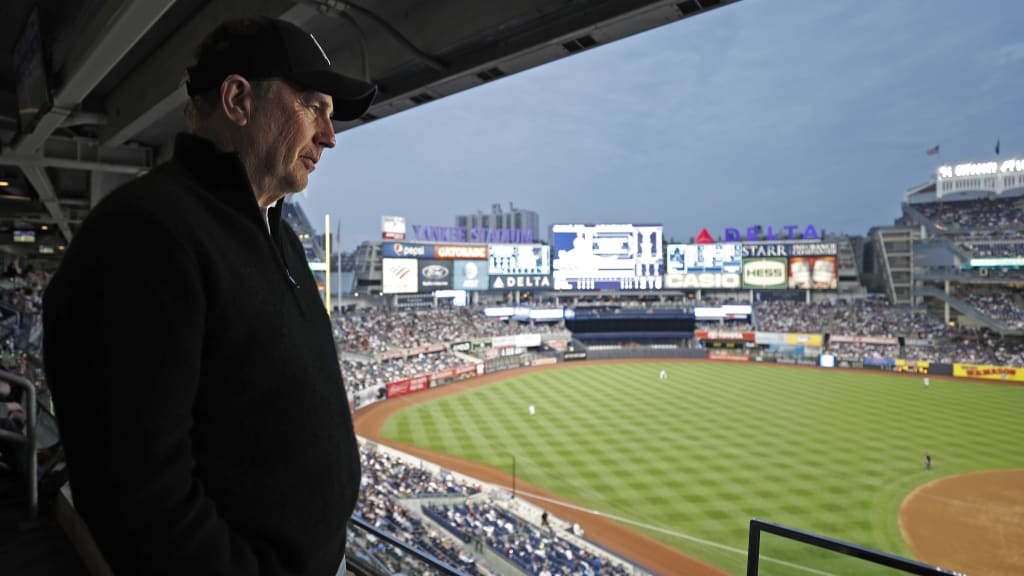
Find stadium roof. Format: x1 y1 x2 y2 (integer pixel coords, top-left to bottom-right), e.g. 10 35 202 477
0 0 739 260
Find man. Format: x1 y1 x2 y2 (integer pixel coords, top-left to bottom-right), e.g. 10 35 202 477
43 17 376 575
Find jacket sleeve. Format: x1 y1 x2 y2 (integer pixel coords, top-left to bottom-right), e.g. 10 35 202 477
44 206 288 575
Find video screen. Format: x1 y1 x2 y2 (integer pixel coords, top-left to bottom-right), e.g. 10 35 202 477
551 224 662 290
13 230 35 243
665 243 742 289
788 255 837 290
488 244 550 276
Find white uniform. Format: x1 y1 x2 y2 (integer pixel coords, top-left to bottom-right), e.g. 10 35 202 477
659 370 667 380
923 378 929 388
529 404 536 416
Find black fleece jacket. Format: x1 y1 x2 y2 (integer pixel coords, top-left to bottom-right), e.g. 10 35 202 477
43 134 360 575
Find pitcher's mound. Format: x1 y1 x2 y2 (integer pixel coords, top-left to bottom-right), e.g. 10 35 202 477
899 470 1024 576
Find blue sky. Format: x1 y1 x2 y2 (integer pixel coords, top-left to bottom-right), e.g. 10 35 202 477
297 0 1024 251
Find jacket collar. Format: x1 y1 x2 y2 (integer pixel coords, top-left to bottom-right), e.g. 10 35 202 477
173 133 283 231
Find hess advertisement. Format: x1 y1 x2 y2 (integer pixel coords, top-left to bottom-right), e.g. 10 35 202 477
741 258 788 289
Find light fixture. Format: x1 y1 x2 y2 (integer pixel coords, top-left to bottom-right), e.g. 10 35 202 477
0 181 9 187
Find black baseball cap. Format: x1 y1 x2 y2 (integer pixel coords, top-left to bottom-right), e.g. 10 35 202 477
186 17 377 123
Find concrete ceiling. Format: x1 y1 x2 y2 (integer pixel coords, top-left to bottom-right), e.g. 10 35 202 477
0 0 739 262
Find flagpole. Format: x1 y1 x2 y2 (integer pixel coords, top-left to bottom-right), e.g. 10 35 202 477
336 224 342 309
324 214 331 317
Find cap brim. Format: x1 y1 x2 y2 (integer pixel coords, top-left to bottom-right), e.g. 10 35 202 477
291 70 377 125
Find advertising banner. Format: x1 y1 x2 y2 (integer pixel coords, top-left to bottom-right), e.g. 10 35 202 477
755 332 788 345
488 244 550 275
742 258 788 289
386 375 430 399
666 273 741 289
708 352 749 362
382 216 406 240
785 333 824 347
563 351 588 361
895 359 930 374
452 260 488 291
667 243 743 273
489 275 552 291
788 256 837 290
742 242 838 258
382 242 433 259
418 259 453 291
382 258 418 294
450 341 472 353
830 335 899 345
694 330 755 341
379 343 446 361
436 244 489 260
665 243 741 289
953 363 1023 382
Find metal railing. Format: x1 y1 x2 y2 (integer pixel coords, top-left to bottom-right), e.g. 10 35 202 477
747 519 964 576
0 369 37 520
346 515 468 575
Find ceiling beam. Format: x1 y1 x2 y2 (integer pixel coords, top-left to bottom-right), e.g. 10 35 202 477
20 166 72 241
100 0 294 146
10 0 175 241
14 0 177 155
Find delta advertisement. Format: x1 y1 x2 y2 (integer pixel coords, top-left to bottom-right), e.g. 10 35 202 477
488 243 551 291
665 243 741 289
953 363 1023 382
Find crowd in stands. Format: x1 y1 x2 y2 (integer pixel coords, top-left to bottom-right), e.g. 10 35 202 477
913 197 1024 230
959 238 1024 257
343 351 475 393
352 447 490 575
351 446 638 575
754 300 947 339
336 307 562 355
826 341 901 361
425 501 630 576
903 327 1024 367
960 292 1024 329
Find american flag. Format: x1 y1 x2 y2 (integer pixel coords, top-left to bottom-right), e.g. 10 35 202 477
926 145 940 156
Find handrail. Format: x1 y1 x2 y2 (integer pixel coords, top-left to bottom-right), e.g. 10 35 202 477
0 369 38 520
747 518 963 576
347 515 468 575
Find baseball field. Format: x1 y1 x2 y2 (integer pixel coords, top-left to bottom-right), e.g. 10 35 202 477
360 361 1024 575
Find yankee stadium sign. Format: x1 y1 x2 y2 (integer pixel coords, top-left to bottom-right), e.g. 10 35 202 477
411 224 534 244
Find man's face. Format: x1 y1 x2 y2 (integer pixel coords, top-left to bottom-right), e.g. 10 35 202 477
246 80 336 204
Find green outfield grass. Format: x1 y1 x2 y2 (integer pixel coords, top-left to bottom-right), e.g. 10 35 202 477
378 362 1024 575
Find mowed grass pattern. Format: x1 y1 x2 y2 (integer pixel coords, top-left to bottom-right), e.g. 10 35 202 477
378 363 1024 575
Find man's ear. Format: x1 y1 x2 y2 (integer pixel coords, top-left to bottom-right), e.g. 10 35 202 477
220 74 252 126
